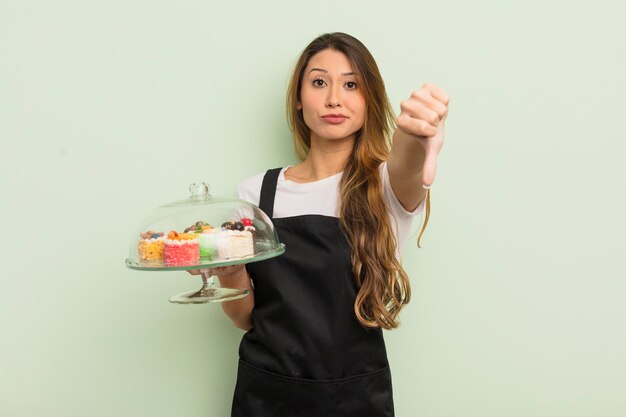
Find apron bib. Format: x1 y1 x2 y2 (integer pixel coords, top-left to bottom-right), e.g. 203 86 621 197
232 168 394 417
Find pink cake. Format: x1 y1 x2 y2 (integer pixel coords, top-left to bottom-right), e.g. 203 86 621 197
163 231 199 266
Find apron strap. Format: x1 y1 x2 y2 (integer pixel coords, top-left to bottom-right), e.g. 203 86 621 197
258 168 282 218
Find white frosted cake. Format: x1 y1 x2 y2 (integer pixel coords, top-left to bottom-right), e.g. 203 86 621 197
217 230 254 259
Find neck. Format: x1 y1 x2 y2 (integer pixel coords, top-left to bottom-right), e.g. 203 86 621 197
288 135 355 182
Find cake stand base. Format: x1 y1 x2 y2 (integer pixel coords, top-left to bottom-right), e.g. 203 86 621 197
169 269 250 304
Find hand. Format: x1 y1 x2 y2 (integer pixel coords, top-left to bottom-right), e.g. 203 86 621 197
186 264 246 280
396 83 450 187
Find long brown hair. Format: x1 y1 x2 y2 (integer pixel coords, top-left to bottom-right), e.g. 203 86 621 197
286 32 430 329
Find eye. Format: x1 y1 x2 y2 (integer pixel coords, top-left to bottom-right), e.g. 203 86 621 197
345 81 358 90
312 78 326 87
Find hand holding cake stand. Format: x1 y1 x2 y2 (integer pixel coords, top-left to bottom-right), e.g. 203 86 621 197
125 182 285 304
175 265 249 304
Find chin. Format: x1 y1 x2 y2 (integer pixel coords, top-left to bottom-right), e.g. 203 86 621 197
315 130 359 142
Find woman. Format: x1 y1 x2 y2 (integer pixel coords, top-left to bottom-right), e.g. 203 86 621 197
215 32 448 416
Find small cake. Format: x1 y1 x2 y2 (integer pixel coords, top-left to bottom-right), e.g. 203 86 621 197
241 217 257 240
184 221 213 234
163 231 200 266
218 220 255 259
199 229 220 260
137 231 165 261
238 218 256 252
183 221 217 260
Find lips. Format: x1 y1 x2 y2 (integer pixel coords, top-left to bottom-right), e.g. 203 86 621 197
321 114 348 124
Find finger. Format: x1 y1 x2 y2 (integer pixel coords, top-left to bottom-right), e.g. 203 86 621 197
421 123 444 187
400 99 440 128
213 266 226 276
421 83 450 106
409 90 448 120
213 265 236 276
397 113 438 137
422 148 438 187
187 269 201 275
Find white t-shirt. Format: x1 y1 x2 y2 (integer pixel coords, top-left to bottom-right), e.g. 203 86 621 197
236 162 424 252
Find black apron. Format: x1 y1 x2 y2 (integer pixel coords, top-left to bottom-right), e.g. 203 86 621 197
232 168 394 417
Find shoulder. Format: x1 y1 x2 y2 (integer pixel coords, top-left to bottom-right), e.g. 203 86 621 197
236 171 267 206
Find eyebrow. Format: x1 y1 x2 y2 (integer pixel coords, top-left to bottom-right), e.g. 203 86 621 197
309 68 358 76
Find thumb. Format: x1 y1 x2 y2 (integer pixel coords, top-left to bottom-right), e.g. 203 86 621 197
422 149 438 188
421 123 444 188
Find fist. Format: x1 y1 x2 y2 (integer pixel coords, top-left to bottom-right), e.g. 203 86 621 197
396 83 450 187
397 83 449 139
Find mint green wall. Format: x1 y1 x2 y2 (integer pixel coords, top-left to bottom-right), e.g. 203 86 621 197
2 1 625 416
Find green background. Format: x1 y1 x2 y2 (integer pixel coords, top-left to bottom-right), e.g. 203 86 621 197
1 0 625 416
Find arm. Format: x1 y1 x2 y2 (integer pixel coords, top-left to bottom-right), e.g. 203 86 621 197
387 83 450 211
215 265 255 331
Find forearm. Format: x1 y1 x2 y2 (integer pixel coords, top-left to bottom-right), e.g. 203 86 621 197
216 267 255 331
387 83 448 210
387 129 428 211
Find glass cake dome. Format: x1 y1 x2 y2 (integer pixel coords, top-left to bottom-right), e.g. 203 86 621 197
125 182 285 304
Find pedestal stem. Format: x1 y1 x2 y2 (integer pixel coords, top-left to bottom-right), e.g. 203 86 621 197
201 269 215 287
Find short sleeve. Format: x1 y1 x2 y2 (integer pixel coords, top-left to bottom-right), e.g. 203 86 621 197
379 162 425 218
379 162 426 251
236 172 265 206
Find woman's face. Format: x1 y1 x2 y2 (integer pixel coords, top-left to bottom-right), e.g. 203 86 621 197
298 49 366 144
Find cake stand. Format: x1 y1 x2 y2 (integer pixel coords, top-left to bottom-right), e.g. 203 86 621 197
125 182 285 304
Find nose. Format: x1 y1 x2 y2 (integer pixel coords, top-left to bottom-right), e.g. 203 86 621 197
325 84 341 108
